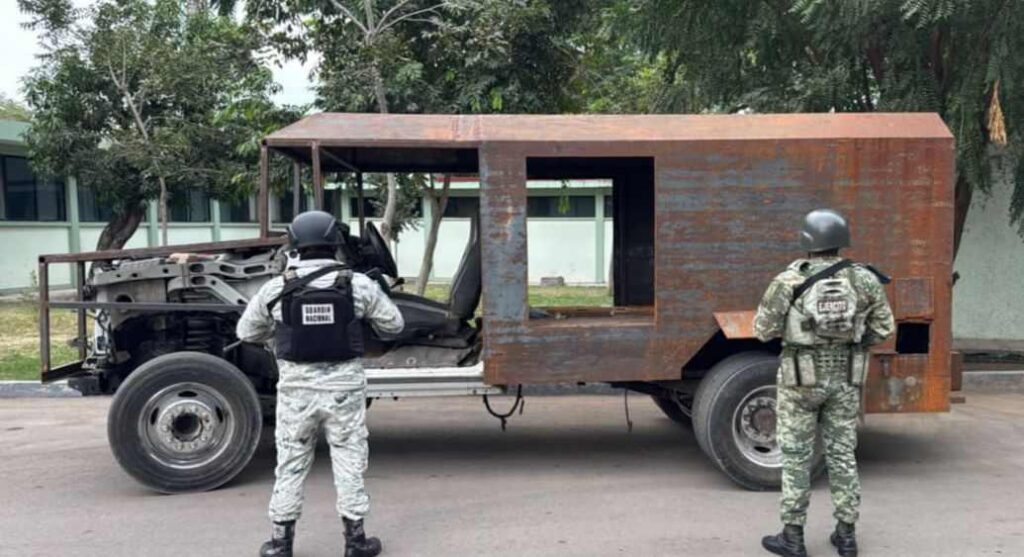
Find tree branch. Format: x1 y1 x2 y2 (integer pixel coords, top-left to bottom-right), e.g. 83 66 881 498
376 0 417 32
376 3 446 35
327 0 370 35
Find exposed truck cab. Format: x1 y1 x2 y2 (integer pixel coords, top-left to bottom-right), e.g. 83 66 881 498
38 113 958 494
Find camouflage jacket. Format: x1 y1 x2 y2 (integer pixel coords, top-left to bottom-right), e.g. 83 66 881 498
236 258 405 391
754 256 895 348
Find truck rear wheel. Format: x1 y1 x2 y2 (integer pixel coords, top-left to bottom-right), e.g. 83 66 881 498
108 351 262 493
692 352 823 491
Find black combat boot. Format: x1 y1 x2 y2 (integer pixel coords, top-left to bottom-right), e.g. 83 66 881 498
830 521 858 557
344 517 382 557
761 524 808 557
260 521 295 557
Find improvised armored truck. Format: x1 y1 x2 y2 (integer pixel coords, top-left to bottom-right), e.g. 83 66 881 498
38 113 958 493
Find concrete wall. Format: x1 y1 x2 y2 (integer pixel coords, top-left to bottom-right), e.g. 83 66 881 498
952 156 1024 343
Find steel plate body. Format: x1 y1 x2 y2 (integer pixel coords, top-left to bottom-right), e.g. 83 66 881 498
269 113 956 413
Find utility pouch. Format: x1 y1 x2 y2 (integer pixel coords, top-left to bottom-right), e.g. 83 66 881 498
849 349 869 386
796 350 817 387
780 350 817 387
780 354 799 387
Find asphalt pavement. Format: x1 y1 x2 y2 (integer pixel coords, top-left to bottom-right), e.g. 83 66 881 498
1 391 1022 557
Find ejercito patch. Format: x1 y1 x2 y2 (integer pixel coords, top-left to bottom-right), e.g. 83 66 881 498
817 299 849 313
301 303 335 325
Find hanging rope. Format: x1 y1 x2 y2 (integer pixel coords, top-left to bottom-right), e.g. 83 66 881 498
483 385 524 431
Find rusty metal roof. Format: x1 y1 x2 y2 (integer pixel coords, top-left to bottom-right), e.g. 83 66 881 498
264 112 953 147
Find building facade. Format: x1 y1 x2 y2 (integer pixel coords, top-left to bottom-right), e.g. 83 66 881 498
0 119 611 291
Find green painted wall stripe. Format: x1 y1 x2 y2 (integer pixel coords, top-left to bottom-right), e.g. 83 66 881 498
210 199 221 241
146 200 159 247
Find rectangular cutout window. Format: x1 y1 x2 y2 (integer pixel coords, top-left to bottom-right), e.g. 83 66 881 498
524 156 654 314
895 322 930 354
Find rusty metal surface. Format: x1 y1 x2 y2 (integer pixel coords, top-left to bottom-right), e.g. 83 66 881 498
265 113 953 147
266 113 954 414
474 132 953 417
863 353 950 413
714 311 757 339
39 237 285 264
894 277 934 320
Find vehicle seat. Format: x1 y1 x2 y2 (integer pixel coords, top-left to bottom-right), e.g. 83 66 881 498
386 220 481 341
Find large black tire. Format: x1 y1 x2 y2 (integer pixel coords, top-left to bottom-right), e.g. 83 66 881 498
108 351 262 493
692 352 823 491
650 394 691 426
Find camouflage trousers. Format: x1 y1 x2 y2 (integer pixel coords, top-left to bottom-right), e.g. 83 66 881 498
777 363 861 526
269 386 370 523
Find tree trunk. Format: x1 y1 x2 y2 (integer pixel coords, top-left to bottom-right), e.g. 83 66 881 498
416 175 451 296
368 62 401 244
953 173 973 261
158 177 169 246
96 203 147 251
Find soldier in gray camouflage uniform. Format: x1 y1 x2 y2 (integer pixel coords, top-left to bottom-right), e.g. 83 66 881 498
755 209 894 557
237 211 404 557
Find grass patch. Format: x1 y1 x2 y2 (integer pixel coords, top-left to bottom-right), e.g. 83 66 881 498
0 302 84 381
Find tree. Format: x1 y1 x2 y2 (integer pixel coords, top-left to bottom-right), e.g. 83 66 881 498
616 0 1024 255
249 0 461 246
20 0 284 249
0 94 32 122
249 0 589 289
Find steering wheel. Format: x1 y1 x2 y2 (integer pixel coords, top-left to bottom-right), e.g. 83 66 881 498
362 222 399 279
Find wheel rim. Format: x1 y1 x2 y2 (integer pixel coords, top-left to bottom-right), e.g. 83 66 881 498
731 385 782 468
138 382 235 470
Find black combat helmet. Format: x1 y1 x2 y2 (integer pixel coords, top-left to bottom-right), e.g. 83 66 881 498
800 209 850 253
287 210 345 250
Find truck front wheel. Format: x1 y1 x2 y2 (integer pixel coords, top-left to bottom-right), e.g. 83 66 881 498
692 351 824 491
108 351 262 493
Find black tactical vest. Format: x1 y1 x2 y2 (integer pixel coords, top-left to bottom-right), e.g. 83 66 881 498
267 265 364 363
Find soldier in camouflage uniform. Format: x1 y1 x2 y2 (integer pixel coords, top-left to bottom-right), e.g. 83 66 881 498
237 211 404 557
755 209 894 557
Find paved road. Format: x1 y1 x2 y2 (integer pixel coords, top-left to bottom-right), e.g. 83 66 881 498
1 392 1022 557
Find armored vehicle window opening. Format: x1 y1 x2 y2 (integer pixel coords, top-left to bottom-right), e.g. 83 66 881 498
525 157 655 313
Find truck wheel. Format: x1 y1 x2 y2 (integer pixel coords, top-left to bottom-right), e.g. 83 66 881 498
650 394 690 426
692 352 823 491
108 351 262 493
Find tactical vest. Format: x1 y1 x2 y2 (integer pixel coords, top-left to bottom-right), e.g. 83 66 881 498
783 262 867 347
780 259 872 387
267 265 364 363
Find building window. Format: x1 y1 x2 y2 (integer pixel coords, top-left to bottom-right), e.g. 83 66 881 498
219 197 253 223
603 194 612 218
169 189 210 222
0 155 66 222
442 196 479 218
78 183 115 222
526 195 595 218
277 190 308 223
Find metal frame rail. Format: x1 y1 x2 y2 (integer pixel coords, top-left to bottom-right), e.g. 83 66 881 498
37 237 285 382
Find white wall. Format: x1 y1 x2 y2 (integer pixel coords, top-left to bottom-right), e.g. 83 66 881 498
0 226 71 290
952 155 1024 342
79 225 149 252
527 219 597 283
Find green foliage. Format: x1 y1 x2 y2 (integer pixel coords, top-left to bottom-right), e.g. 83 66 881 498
0 94 32 122
620 0 1024 238
247 0 592 237
20 0 295 247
